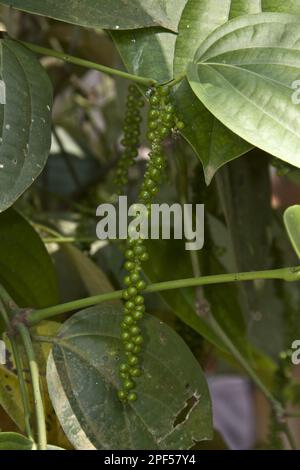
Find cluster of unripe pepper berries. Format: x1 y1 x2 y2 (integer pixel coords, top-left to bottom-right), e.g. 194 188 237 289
117 85 184 403
114 85 144 192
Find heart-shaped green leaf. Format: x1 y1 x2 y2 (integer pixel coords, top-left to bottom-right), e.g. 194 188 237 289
173 0 260 183
0 1 178 32
0 39 52 212
187 13 300 171
47 304 212 450
114 1 300 183
284 205 300 259
0 209 59 308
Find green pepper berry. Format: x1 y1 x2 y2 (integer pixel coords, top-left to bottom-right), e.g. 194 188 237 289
133 311 143 321
145 179 156 190
125 300 135 310
124 315 134 325
136 280 146 291
140 190 150 201
124 275 132 286
121 321 129 330
149 167 161 181
149 109 159 119
121 332 130 341
133 345 142 354
133 244 145 255
136 305 145 312
130 272 140 283
122 290 130 300
147 131 156 141
150 186 158 196
162 112 174 123
124 261 135 271
130 326 140 336
153 155 164 166
128 392 137 402
125 249 135 259
128 355 139 366
120 372 129 379
149 95 159 106
165 103 174 113
135 295 144 305
120 363 129 373
130 367 142 377
127 287 138 297
140 252 149 262
127 238 138 247
118 390 127 401
133 335 143 345
125 342 135 352
124 379 135 390
149 121 158 130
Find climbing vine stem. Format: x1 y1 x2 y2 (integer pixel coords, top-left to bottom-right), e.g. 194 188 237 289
27 266 300 326
20 41 157 87
17 324 47 451
0 288 34 442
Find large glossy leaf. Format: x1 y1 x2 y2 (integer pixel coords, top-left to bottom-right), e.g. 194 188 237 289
173 0 300 183
114 0 300 182
173 0 259 183
0 1 178 31
112 1 187 83
187 13 300 171
0 209 59 308
0 39 52 212
284 205 300 259
47 304 212 450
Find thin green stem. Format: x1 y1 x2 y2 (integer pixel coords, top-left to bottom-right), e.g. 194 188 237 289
27 266 300 326
0 290 34 441
43 236 97 244
10 340 34 441
17 324 47 450
20 41 156 86
165 74 186 88
32 223 97 244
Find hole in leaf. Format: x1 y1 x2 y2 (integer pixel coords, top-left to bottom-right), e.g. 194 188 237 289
173 393 199 428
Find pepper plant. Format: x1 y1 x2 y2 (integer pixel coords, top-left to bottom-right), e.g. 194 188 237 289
0 0 300 451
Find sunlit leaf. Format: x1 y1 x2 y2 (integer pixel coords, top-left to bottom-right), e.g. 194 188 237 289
188 13 300 171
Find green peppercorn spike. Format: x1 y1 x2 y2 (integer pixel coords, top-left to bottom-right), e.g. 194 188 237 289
118 85 184 402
